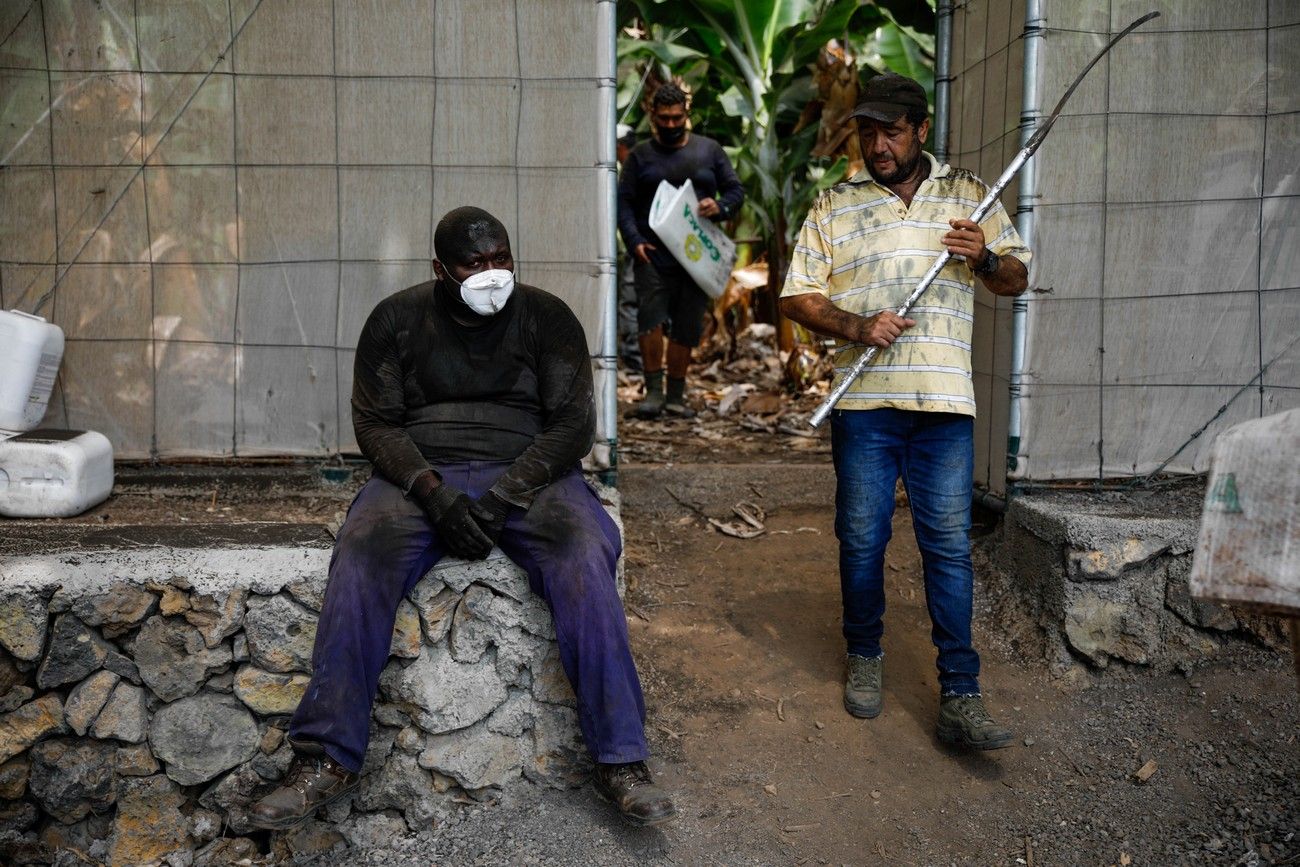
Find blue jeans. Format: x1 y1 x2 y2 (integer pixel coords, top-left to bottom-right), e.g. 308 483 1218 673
289 463 649 772
830 409 980 695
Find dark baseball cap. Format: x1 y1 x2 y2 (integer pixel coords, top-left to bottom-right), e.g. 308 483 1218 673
850 73 928 122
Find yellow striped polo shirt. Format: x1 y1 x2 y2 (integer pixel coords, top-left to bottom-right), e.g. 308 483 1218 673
782 151 1031 417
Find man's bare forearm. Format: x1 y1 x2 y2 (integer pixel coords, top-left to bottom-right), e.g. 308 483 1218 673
779 294 864 343
780 293 917 349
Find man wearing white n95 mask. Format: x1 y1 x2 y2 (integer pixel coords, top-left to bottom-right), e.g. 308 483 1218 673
450 266 515 315
249 206 676 830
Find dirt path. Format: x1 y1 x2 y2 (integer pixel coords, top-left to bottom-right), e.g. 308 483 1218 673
613 462 1299 867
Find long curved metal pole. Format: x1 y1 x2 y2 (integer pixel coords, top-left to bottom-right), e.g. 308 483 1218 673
809 10 1160 428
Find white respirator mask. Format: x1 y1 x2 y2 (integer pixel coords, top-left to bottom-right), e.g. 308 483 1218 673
453 268 515 316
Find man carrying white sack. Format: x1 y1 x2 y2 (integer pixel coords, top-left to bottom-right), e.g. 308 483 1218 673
617 83 744 419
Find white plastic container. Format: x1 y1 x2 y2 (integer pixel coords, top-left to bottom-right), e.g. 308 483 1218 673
0 429 114 518
0 310 64 434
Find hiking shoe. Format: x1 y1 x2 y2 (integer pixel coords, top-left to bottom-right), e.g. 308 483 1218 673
936 694 1013 750
248 751 360 831
844 654 883 718
593 761 678 827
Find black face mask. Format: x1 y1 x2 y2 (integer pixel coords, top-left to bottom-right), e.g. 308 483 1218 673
656 124 686 145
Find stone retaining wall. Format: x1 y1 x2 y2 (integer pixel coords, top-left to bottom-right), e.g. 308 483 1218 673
0 492 620 866
983 492 1286 672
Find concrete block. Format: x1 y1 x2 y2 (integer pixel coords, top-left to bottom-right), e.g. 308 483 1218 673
989 487 1281 672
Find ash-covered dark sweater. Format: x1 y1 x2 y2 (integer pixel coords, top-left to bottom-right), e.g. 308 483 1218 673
351 278 595 509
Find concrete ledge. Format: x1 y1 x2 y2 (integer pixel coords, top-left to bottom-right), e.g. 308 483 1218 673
984 489 1287 672
0 485 619 865
0 522 336 559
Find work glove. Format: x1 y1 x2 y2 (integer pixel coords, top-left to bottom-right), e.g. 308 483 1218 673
412 476 493 560
469 490 513 547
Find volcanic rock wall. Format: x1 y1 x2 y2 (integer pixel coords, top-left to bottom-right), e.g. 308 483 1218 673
0 501 621 865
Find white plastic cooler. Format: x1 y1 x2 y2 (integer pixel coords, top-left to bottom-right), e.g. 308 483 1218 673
0 429 114 518
0 309 114 517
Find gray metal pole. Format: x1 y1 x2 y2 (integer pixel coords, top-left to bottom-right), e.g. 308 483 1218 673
933 0 955 163
1008 0 1046 479
597 0 620 484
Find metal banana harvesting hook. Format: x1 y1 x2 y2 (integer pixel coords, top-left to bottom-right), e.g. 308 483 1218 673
808 10 1161 429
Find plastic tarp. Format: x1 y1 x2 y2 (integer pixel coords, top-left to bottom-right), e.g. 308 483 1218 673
949 0 1299 492
0 0 615 460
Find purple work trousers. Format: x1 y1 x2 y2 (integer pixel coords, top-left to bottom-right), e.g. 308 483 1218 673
288 462 649 772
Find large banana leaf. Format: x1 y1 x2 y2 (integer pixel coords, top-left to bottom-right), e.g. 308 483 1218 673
854 14 935 105
617 38 706 65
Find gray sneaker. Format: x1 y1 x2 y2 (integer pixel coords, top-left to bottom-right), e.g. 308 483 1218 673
936 694 1013 750
843 654 883 718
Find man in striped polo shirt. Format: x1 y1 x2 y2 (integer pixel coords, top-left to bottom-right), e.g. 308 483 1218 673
780 73 1030 750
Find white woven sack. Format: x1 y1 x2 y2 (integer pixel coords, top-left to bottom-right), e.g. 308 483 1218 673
1190 408 1300 615
647 179 736 299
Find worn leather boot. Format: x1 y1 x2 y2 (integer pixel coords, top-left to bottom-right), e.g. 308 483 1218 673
248 750 360 830
663 377 696 419
634 371 665 419
593 761 678 827
936 694 1013 750
844 654 883 719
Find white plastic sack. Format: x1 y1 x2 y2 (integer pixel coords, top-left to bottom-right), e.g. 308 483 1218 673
1190 408 1300 615
647 179 737 299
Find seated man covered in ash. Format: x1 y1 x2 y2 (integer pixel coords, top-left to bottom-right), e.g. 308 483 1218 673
249 207 676 829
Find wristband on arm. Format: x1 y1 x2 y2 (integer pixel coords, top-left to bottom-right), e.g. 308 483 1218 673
973 248 1000 277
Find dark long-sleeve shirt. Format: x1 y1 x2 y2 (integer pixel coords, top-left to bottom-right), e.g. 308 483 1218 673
351 279 595 509
617 134 744 275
